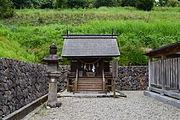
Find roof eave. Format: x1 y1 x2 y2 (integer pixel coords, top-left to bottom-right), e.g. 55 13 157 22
144 41 180 58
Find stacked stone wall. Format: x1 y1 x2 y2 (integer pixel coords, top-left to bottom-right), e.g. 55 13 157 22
117 66 148 90
0 58 148 118
0 58 48 117
58 66 149 91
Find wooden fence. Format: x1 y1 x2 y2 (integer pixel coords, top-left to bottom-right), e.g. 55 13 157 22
149 57 180 90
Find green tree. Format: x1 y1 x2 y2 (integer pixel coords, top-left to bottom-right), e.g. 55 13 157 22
67 0 87 9
167 0 179 7
12 0 31 9
158 0 168 6
121 0 136 7
54 0 67 8
11 0 56 9
0 0 14 18
136 0 154 11
40 0 54 9
94 0 115 8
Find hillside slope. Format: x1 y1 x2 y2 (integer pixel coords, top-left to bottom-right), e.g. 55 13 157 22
0 7 180 65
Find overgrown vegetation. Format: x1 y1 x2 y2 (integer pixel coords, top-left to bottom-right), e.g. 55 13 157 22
0 7 179 65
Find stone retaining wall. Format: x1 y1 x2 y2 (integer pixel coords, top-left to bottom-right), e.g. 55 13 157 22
58 66 148 91
0 58 148 118
0 58 48 117
117 66 148 90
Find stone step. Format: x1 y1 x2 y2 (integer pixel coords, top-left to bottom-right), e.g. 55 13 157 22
76 89 103 91
78 85 103 89
78 81 102 84
78 83 102 86
78 79 102 82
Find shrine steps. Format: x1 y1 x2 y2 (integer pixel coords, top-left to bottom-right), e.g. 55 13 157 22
76 78 103 92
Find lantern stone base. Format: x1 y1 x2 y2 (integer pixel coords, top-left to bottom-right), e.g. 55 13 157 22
47 72 62 108
47 82 62 108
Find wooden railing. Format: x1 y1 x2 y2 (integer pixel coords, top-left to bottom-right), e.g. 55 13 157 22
149 58 180 90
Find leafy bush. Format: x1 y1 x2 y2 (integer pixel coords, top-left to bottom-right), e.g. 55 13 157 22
121 0 136 7
167 0 179 7
0 0 14 18
136 0 154 11
94 0 115 8
67 0 87 8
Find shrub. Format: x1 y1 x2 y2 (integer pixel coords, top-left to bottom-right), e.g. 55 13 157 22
121 0 136 7
93 0 115 8
136 0 154 11
167 0 179 7
0 0 14 18
67 0 87 8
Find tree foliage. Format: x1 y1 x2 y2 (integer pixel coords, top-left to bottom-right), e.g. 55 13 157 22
66 0 87 8
12 0 31 9
167 0 179 7
11 0 54 9
0 0 14 18
94 0 115 8
158 0 168 6
121 0 136 7
54 0 67 8
136 0 154 11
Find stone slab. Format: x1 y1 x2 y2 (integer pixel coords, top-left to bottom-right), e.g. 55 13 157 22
144 91 180 109
57 90 124 98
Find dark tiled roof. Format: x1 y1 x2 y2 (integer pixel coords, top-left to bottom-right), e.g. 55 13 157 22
61 34 120 57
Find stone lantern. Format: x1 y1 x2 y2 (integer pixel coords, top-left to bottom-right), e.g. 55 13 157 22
43 43 62 108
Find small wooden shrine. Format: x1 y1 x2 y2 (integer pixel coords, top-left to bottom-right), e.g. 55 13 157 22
61 34 120 93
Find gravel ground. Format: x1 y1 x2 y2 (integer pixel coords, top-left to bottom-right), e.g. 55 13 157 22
29 91 180 120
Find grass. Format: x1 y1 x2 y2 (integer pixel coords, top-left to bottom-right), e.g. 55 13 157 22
4 7 180 26
0 7 180 65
